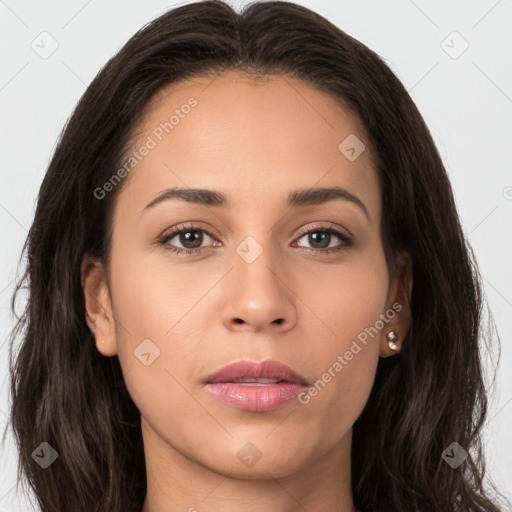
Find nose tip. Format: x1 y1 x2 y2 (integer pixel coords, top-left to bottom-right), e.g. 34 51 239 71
222 255 297 334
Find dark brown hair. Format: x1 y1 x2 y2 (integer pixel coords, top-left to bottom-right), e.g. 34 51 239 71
5 1 508 511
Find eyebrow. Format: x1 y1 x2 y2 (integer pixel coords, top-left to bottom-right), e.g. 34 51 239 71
142 186 371 222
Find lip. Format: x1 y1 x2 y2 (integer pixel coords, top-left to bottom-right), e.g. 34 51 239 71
204 359 308 412
204 359 308 385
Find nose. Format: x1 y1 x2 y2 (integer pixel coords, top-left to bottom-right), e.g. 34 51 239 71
221 247 297 335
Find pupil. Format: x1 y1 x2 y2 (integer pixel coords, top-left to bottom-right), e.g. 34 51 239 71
310 232 329 249
180 231 202 248
177 231 331 250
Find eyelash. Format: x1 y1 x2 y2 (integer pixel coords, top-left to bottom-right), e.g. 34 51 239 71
157 223 353 256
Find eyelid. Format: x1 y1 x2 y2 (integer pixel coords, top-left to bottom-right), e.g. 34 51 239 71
159 222 351 242
294 222 352 240
159 222 220 240
157 221 353 255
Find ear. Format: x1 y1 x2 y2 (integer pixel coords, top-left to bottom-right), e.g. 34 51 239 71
81 253 118 357
380 251 413 358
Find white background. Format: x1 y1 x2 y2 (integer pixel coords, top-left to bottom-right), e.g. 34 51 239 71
1 0 511 509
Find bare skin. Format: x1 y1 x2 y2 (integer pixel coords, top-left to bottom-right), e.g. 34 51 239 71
82 71 412 512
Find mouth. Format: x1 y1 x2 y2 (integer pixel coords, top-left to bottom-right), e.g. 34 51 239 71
229 378 290 385
203 359 309 412
204 359 308 385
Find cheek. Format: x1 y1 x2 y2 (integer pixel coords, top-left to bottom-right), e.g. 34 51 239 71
300 250 390 353
109 243 209 345
296 252 388 418
107 248 215 418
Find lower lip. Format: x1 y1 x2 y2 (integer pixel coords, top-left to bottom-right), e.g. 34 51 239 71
204 382 306 412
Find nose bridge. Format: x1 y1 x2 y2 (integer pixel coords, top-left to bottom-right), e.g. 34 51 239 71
221 231 297 333
233 232 284 299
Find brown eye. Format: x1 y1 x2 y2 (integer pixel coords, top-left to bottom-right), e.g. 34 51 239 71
171 230 205 249
294 226 353 254
157 225 219 255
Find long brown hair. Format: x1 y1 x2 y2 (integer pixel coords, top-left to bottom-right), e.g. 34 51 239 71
5 1 508 511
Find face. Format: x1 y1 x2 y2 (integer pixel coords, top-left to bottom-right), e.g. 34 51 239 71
83 71 411 480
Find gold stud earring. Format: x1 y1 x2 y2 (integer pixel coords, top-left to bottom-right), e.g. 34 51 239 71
387 331 399 351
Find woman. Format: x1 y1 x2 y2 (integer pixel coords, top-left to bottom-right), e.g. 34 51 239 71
6 1 508 511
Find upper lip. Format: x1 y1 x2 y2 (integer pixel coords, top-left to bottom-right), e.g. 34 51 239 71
204 359 308 385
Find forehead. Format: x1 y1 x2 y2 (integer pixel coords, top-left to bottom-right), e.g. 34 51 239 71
141 71 371 147
115 71 381 223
